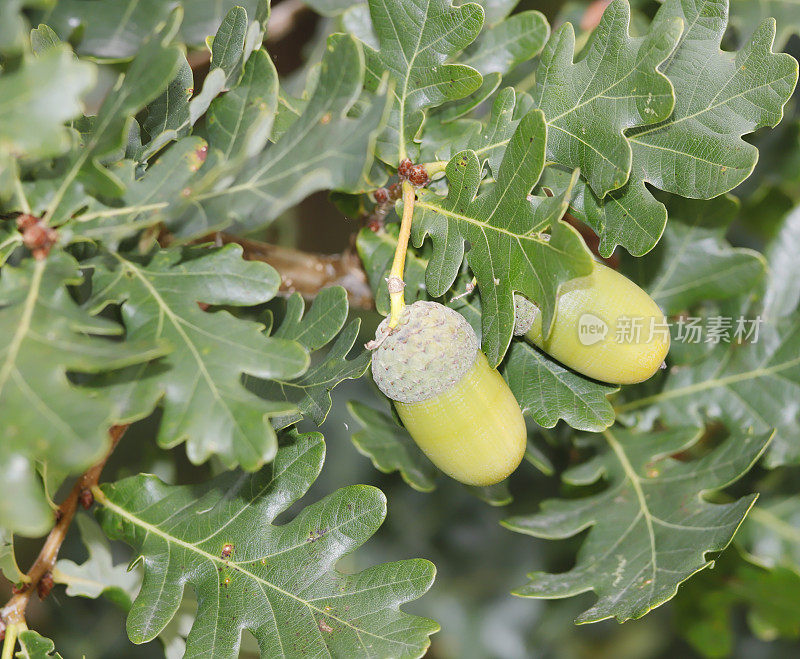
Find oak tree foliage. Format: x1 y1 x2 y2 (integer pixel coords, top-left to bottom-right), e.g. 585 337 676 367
1 0 799 656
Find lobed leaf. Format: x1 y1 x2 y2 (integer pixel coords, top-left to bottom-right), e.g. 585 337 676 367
504 425 770 623
361 0 484 164
88 245 309 471
54 513 140 608
246 287 371 429
503 341 618 433
15 630 62 658
629 196 766 315
96 432 438 658
178 33 389 237
411 109 593 365
348 401 438 492
564 0 799 256
0 252 168 536
533 0 682 198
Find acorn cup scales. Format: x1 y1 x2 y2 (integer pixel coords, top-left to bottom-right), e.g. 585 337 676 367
371 301 526 486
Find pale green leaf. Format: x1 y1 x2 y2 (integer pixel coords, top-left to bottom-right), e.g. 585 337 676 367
567 0 798 256
533 0 682 197
15 631 62 659
177 34 388 237
54 513 140 608
464 11 549 76
206 48 279 160
503 340 618 432
631 196 766 314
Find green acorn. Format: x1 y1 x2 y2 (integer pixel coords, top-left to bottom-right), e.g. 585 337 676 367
371 301 526 486
514 261 670 385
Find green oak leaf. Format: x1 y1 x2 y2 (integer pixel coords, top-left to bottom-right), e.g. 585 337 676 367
629 196 766 315
618 311 800 467
42 1 267 59
411 109 594 365
361 0 484 164
0 46 94 162
206 48 279 161
620 203 800 467
532 0 682 197
88 245 309 471
177 33 389 237
503 341 618 433
0 45 94 199
467 0 517 27
0 251 169 536
348 400 438 492
463 10 549 76
96 431 438 658
29 23 61 54
54 513 140 609
246 287 371 429
43 0 177 60
436 71 502 123
566 0 798 257
504 425 770 623
434 87 533 177
15 630 63 659
66 136 211 247
74 12 183 198
141 4 269 159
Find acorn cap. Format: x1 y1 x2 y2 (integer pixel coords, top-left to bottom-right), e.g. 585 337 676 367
371 301 479 404
513 294 538 336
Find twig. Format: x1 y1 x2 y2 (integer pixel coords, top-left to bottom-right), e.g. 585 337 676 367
0 425 128 646
213 234 375 309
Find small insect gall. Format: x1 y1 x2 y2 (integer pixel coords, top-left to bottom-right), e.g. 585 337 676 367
221 543 234 559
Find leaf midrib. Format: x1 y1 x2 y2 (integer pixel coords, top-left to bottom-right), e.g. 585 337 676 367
0 259 45 397
94 488 418 649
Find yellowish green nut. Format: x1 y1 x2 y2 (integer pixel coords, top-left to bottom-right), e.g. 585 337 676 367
517 262 670 385
371 301 526 486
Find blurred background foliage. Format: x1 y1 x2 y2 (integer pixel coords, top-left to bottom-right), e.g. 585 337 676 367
2 0 800 657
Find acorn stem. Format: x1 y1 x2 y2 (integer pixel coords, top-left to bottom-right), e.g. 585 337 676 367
388 180 416 328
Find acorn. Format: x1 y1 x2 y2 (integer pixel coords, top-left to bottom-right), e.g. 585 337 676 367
371 301 526 486
514 261 670 385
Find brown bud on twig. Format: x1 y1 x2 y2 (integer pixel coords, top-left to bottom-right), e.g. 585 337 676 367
79 488 94 509
16 214 58 260
397 159 413 180
37 572 54 600
408 164 429 187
